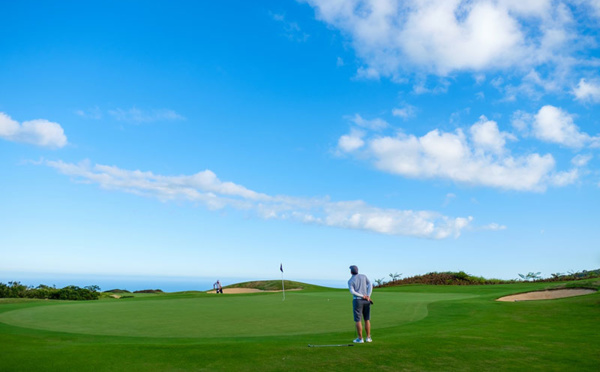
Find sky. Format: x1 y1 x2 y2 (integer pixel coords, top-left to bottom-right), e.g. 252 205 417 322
1 0 600 288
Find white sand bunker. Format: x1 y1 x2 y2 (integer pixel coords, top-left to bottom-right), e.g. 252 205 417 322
207 288 301 294
497 288 596 302
207 288 265 294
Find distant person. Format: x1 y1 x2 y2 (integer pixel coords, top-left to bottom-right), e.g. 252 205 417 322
214 280 223 294
348 265 373 343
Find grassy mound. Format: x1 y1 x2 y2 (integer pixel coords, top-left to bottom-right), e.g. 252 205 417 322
133 289 163 294
225 280 324 291
379 271 510 287
378 269 600 287
103 289 130 293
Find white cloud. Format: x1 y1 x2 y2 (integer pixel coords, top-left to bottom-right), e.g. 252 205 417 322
108 107 185 123
355 66 380 80
304 0 574 80
572 154 592 167
413 78 450 95
392 104 416 120
347 113 389 130
338 128 365 152
573 78 600 103
579 0 600 17
322 201 472 239
550 168 579 186
443 193 457 206
0 112 67 148
511 110 533 133
480 222 507 231
337 114 574 191
470 116 515 155
44 159 473 239
533 105 597 148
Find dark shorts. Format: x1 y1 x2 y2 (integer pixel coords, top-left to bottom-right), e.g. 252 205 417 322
352 298 371 322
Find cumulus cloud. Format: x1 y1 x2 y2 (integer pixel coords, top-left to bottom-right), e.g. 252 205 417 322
573 78 600 103
338 114 577 192
337 128 365 152
304 0 575 80
0 112 67 148
470 116 516 155
512 105 600 148
533 105 599 148
108 107 185 123
44 159 474 239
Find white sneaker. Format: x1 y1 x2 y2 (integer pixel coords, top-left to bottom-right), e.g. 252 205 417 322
366 337 372 343
353 338 364 343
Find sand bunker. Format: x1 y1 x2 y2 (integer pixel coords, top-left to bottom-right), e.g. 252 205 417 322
497 288 596 302
207 288 264 294
207 288 301 294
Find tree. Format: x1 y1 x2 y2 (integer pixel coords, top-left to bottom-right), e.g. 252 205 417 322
518 272 542 281
85 285 101 292
374 278 386 287
388 272 402 282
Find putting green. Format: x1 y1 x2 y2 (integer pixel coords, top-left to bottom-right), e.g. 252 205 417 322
0 291 475 338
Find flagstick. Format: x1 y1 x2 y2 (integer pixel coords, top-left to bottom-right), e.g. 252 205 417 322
281 270 285 301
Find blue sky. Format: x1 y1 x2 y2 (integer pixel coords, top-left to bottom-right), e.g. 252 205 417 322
1 0 599 287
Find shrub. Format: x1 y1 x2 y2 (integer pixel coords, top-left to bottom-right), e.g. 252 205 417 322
0 282 100 300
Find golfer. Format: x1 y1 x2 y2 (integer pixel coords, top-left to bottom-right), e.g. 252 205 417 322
214 280 223 294
348 265 372 343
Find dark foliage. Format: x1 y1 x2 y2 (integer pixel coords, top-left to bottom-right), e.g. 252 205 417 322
377 271 512 287
133 289 163 293
376 269 600 287
541 269 600 282
0 282 100 300
103 289 131 293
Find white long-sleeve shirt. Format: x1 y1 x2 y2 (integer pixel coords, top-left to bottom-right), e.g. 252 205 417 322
348 274 372 298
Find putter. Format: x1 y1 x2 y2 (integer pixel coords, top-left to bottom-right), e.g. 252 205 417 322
308 344 354 347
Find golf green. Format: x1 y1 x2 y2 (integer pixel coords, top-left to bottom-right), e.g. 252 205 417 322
0 291 475 338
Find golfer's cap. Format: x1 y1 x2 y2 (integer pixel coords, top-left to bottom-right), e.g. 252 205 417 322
349 265 359 274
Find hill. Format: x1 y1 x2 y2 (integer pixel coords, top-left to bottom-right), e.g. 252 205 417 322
225 280 326 291
377 269 600 287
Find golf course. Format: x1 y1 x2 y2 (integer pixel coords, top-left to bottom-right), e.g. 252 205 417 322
0 279 598 371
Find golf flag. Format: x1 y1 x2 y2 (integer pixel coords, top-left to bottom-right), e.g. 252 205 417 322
280 263 283 273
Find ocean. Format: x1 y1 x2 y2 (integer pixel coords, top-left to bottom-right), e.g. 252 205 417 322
0 272 347 292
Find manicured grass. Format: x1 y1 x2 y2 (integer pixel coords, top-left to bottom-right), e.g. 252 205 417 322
0 280 598 371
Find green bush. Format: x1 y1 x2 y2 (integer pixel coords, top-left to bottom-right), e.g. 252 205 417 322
0 282 100 300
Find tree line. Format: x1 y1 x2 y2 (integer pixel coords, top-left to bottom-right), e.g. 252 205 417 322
0 282 100 300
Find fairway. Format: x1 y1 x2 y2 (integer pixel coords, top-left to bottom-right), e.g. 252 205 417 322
0 290 475 338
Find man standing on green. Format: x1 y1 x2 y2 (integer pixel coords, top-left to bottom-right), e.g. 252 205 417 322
348 265 373 343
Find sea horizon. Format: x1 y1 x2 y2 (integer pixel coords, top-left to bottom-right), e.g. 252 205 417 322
0 271 347 292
